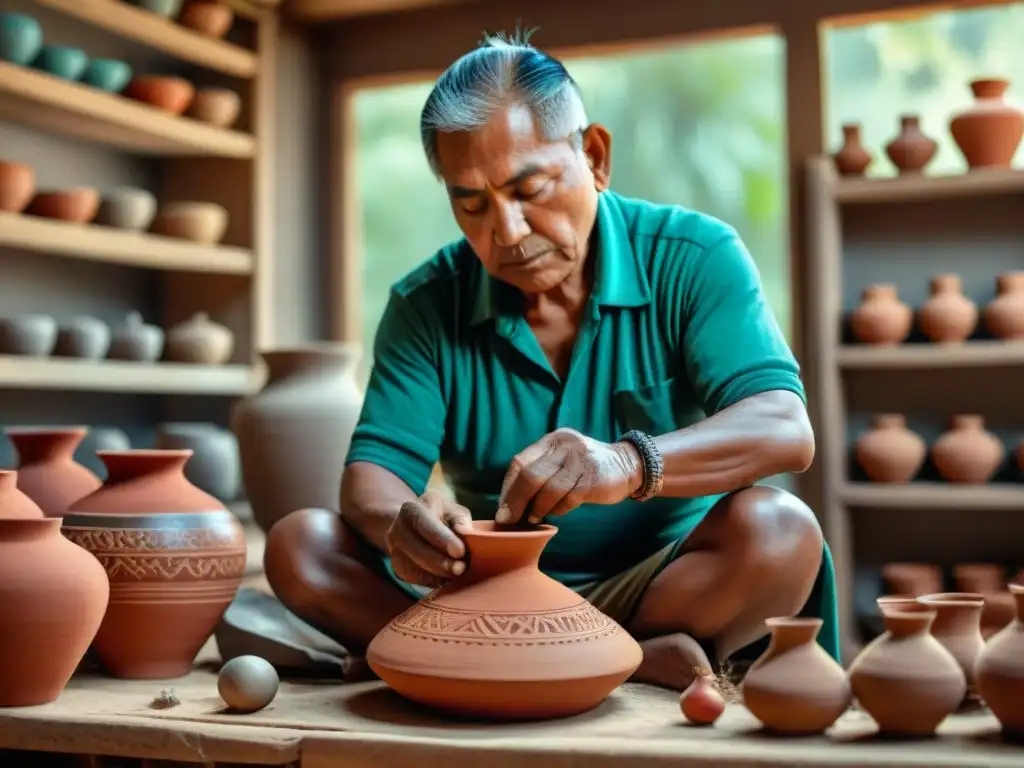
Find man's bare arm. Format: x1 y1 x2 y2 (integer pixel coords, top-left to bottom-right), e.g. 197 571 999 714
339 461 419 553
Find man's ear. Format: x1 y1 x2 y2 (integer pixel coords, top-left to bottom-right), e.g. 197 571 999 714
582 123 612 191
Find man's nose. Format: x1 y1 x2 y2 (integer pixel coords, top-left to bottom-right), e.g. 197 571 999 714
492 200 530 248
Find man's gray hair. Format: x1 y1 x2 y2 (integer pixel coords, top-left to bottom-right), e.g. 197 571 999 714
420 28 589 177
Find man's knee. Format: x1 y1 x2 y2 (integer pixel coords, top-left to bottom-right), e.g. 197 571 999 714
264 507 349 610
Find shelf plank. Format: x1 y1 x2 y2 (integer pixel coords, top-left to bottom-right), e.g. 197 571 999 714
834 168 1024 204
285 0 466 20
0 62 256 157
838 341 1024 369
0 357 260 395
841 482 1024 510
31 0 258 78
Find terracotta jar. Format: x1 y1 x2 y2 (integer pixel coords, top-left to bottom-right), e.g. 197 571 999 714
854 414 925 483
741 617 851 734
61 450 246 679
917 274 978 344
882 562 942 597
848 608 965 735
231 344 363 534
931 414 1004 484
985 272 1024 340
366 521 643 720
976 584 1024 735
849 284 912 345
917 593 985 704
950 78 1024 168
5 427 101 516
0 160 35 213
955 563 1005 594
0 471 109 706
885 115 938 174
833 123 873 176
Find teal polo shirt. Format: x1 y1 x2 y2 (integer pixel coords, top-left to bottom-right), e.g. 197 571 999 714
346 190 840 660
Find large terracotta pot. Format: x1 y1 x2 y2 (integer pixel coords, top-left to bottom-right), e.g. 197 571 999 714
61 450 246 679
4 427 101 516
931 414 1005 484
366 521 643 720
231 344 363 533
950 78 1024 169
917 592 985 704
0 470 109 706
854 414 925 483
976 584 1024 735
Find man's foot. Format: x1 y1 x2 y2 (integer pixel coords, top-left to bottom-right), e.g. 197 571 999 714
630 632 713 691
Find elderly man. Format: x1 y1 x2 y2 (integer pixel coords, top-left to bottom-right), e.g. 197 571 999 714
265 32 839 690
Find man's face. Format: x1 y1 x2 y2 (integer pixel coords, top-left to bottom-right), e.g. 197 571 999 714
435 103 611 294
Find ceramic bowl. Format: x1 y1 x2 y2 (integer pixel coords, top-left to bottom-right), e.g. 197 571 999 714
178 1 234 38
33 45 89 81
129 0 184 18
26 188 101 223
151 201 228 245
82 59 133 93
94 187 157 231
0 13 43 66
187 88 241 128
0 160 35 213
124 75 195 115
0 315 58 357
54 316 112 360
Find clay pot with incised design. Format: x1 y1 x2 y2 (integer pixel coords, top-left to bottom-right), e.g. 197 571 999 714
918 274 978 344
850 284 912 345
985 272 1024 340
931 414 1004 484
976 584 1024 736
855 414 926 483
917 593 985 704
4 427 101 517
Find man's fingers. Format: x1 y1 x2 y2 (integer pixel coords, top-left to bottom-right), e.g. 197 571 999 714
498 447 563 524
394 523 463 578
441 503 474 554
527 462 584 523
407 499 466 560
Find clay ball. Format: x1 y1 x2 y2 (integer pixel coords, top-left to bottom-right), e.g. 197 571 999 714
217 655 279 713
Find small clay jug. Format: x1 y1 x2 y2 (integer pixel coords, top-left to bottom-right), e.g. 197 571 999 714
976 584 1024 736
741 617 851 734
833 123 873 176
165 312 234 365
882 562 942 597
108 311 165 363
854 414 925 483
849 284 913 345
917 593 985 704
984 272 1024 340
885 115 938 174
950 78 1024 169
931 414 1004 484
848 608 965 735
917 274 978 344
4 427 101 516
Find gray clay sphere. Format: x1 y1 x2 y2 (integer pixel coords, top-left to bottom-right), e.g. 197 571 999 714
217 655 279 713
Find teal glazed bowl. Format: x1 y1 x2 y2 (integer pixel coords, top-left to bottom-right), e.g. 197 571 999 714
83 59 133 93
129 0 184 19
33 45 90 81
0 13 43 66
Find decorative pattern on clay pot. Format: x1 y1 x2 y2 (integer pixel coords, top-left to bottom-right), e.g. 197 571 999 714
850 284 912 345
917 593 985 704
917 274 978 344
885 115 938 174
833 123 873 176
931 414 1004 484
4 427 101 517
366 521 643 720
976 584 1024 736
61 450 246 679
855 414 925 483
0 470 109 707
165 312 234 365
950 78 1024 169
985 272 1024 340
741 617 850 734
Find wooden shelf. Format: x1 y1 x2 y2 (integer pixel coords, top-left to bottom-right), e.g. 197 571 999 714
0 357 261 395
0 212 253 274
0 62 256 157
834 168 1024 204
841 482 1024 510
285 0 463 21
838 341 1024 369
32 0 258 78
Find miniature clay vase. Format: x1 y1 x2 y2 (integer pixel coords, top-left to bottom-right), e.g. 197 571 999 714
108 311 165 363
854 414 926 484
917 593 985 704
848 608 965 735
882 563 943 597
741 617 851 734
885 115 938 174
833 123 872 176
917 274 978 344
0 471 109 707
4 427 102 517
366 521 643 720
849 284 913 345
931 414 1004 484
0 160 35 213
950 78 1024 169
976 584 1024 736
165 312 234 365
62 450 246 679
985 272 1024 340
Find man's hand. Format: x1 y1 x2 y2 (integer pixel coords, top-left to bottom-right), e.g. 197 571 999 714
496 428 644 525
385 491 473 588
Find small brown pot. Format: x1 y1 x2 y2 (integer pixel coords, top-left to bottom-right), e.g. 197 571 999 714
950 78 1024 169
833 123 872 176
850 284 913 345
124 76 195 115
985 272 1024 340
885 115 938 174
26 188 100 223
0 160 35 213
178 0 234 37
854 414 925 483
917 273 978 344
187 88 241 128
931 414 1005 484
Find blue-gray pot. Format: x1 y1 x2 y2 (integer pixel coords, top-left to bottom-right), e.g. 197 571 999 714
33 45 89 81
0 13 43 66
83 58 133 93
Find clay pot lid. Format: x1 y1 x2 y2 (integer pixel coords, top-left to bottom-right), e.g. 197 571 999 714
0 470 45 519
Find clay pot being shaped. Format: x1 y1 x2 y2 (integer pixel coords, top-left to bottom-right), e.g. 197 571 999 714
155 422 241 501
976 584 1024 736
26 188 100 223
848 608 965 735
0 314 58 356
366 521 643 719
4 427 101 517
108 311 165 363
0 160 35 213
917 593 985 704
0 471 109 707
54 316 111 360
883 563 943 597
94 187 157 231
950 79 1024 169
849 284 913 345
931 414 1004 484
187 88 241 128
917 274 978 344
833 123 873 176
165 312 234 365
124 76 195 115
885 115 938 174
855 414 926 483
231 344 363 533
61 450 246 679
151 201 228 244
178 0 234 37
985 272 1024 340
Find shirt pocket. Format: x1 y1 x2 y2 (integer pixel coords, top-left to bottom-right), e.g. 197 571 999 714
613 377 681 437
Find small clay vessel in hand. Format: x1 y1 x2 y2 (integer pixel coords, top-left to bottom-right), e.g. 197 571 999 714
931 414 1004 484
985 271 1024 340
917 274 977 344
917 593 985 705
833 123 872 176
165 312 234 365
854 414 925 483
885 115 938 174
849 284 912 345
975 584 1024 736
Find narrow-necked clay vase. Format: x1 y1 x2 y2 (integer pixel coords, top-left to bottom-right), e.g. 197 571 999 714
985 272 1024 340
883 562 943 597
848 608 965 735
917 593 985 704
917 274 978 344
885 115 938 174
931 414 1004 484
740 617 850 734
0 470 109 707
849 284 912 345
833 123 872 176
4 427 101 517
165 312 234 365
976 584 1024 736
855 414 925 483
62 450 246 679
950 78 1024 169
366 521 643 720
